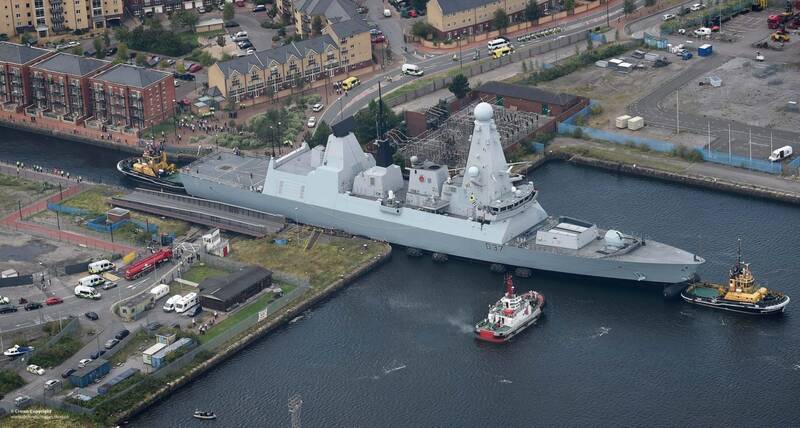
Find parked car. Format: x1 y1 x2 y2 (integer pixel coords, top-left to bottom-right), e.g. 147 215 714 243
102 280 117 290
307 116 317 128
312 103 324 112
145 321 162 331
371 34 386 43
104 338 119 349
187 63 203 73
85 311 99 321
0 305 17 314
225 20 240 28
45 296 63 306
166 58 176 66
237 40 253 49
663 13 676 21
693 27 711 37
26 364 45 375
14 395 31 409
44 379 61 391
89 349 105 360
61 368 76 379
115 329 130 340
77 359 92 368
105 46 117 56
173 72 196 81
252 4 267 12
23 302 42 311
690 3 705 11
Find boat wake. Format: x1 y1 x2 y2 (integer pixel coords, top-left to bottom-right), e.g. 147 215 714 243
444 315 474 334
498 379 513 384
383 364 407 375
589 327 611 339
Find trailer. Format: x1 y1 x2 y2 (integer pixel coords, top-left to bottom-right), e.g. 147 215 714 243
124 248 173 280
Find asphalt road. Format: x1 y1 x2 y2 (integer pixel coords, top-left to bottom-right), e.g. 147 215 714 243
318 0 642 127
0 261 186 412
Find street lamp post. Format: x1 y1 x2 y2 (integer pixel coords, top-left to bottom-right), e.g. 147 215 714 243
606 0 610 28
458 36 463 69
172 99 177 137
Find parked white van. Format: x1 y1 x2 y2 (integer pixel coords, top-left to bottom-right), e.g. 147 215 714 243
149 284 170 301
768 145 793 162
402 64 423 76
74 285 101 299
163 295 181 312
88 260 115 274
234 31 248 38
78 274 105 288
174 292 198 313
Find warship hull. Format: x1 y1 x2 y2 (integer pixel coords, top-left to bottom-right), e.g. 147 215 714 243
182 174 699 285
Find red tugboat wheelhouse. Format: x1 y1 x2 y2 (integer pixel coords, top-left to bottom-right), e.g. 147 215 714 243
474 275 545 343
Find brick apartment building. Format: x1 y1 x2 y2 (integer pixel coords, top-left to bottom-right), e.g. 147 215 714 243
0 42 54 111
426 0 546 39
125 0 217 17
0 0 123 39
89 64 175 130
28 52 111 121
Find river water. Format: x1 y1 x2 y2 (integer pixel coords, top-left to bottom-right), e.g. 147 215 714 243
5 132 799 426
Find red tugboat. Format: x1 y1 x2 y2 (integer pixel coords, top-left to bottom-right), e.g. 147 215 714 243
474 275 545 343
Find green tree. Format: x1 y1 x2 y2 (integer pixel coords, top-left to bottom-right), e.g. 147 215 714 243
71 45 83 56
354 99 401 143
93 37 105 58
623 0 635 14
564 0 575 13
525 0 541 21
136 52 147 66
20 32 35 45
217 34 226 47
223 2 235 21
309 121 331 147
411 21 434 39
171 10 199 33
448 73 470 99
493 8 509 32
265 84 275 101
412 0 428 11
311 15 324 36
115 43 129 63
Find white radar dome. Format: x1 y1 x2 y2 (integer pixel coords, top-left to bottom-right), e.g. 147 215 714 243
604 230 624 247
474 102 493 122
468 166 480 177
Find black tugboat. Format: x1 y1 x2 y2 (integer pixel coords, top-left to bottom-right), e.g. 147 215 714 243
117 144 185 192
681 240 790 315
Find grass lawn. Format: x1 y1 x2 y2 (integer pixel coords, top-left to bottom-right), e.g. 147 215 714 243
0 172 57 214
200 284 296 344
61 187 121 216
231 226 387 289
181 264 230 284
109 330 152 365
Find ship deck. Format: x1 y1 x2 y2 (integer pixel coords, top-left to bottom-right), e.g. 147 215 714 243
185 152 268 190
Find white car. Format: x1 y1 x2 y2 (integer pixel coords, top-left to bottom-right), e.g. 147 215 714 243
312 103 324 112
307 116 317 128
663 13 676 21
690 3 705 11
78 358 92 368
246 48 256 55
44 379 61 391
677 28 686 34
26 364 45 375
693 27 711 37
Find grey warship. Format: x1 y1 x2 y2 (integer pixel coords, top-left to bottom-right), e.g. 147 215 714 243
181 102 704 284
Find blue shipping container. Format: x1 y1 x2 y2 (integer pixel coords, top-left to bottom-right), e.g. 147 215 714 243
698 44 712 57
69 359 110 387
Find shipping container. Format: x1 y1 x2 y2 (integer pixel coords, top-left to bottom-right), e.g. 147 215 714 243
698 44 713 57
615 115 631 129
627 116 644 131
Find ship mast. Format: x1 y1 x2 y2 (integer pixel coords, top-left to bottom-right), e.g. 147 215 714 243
505 274 514 297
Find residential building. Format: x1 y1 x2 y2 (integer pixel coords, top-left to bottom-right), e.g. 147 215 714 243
89 63 175 131
199 266 272 312
0 42 54 111
426 0 534 39
125 0 186 17
0 0 122 39
291 0 357 38
473 81 580 116
28 52 111 121
208 22 372 102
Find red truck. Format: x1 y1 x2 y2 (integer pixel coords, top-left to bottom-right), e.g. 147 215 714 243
124 248 173 280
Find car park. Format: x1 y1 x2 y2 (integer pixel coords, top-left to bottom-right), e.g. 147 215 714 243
312 103 324 112
24 302 42 311
78 359 92 368
46 296 63 305
104 338 119 349
26 364 45 375
61 368 76 378
85 311 99 321
663 13 676 21
307 116 317 128
115 329 130 340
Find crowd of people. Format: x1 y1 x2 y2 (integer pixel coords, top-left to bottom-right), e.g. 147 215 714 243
11 160 85 182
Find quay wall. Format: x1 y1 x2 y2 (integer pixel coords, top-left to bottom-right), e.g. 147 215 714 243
116 244 392 424
543 152 800 206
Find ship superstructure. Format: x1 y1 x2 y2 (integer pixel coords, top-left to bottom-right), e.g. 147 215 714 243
181 103 704 284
